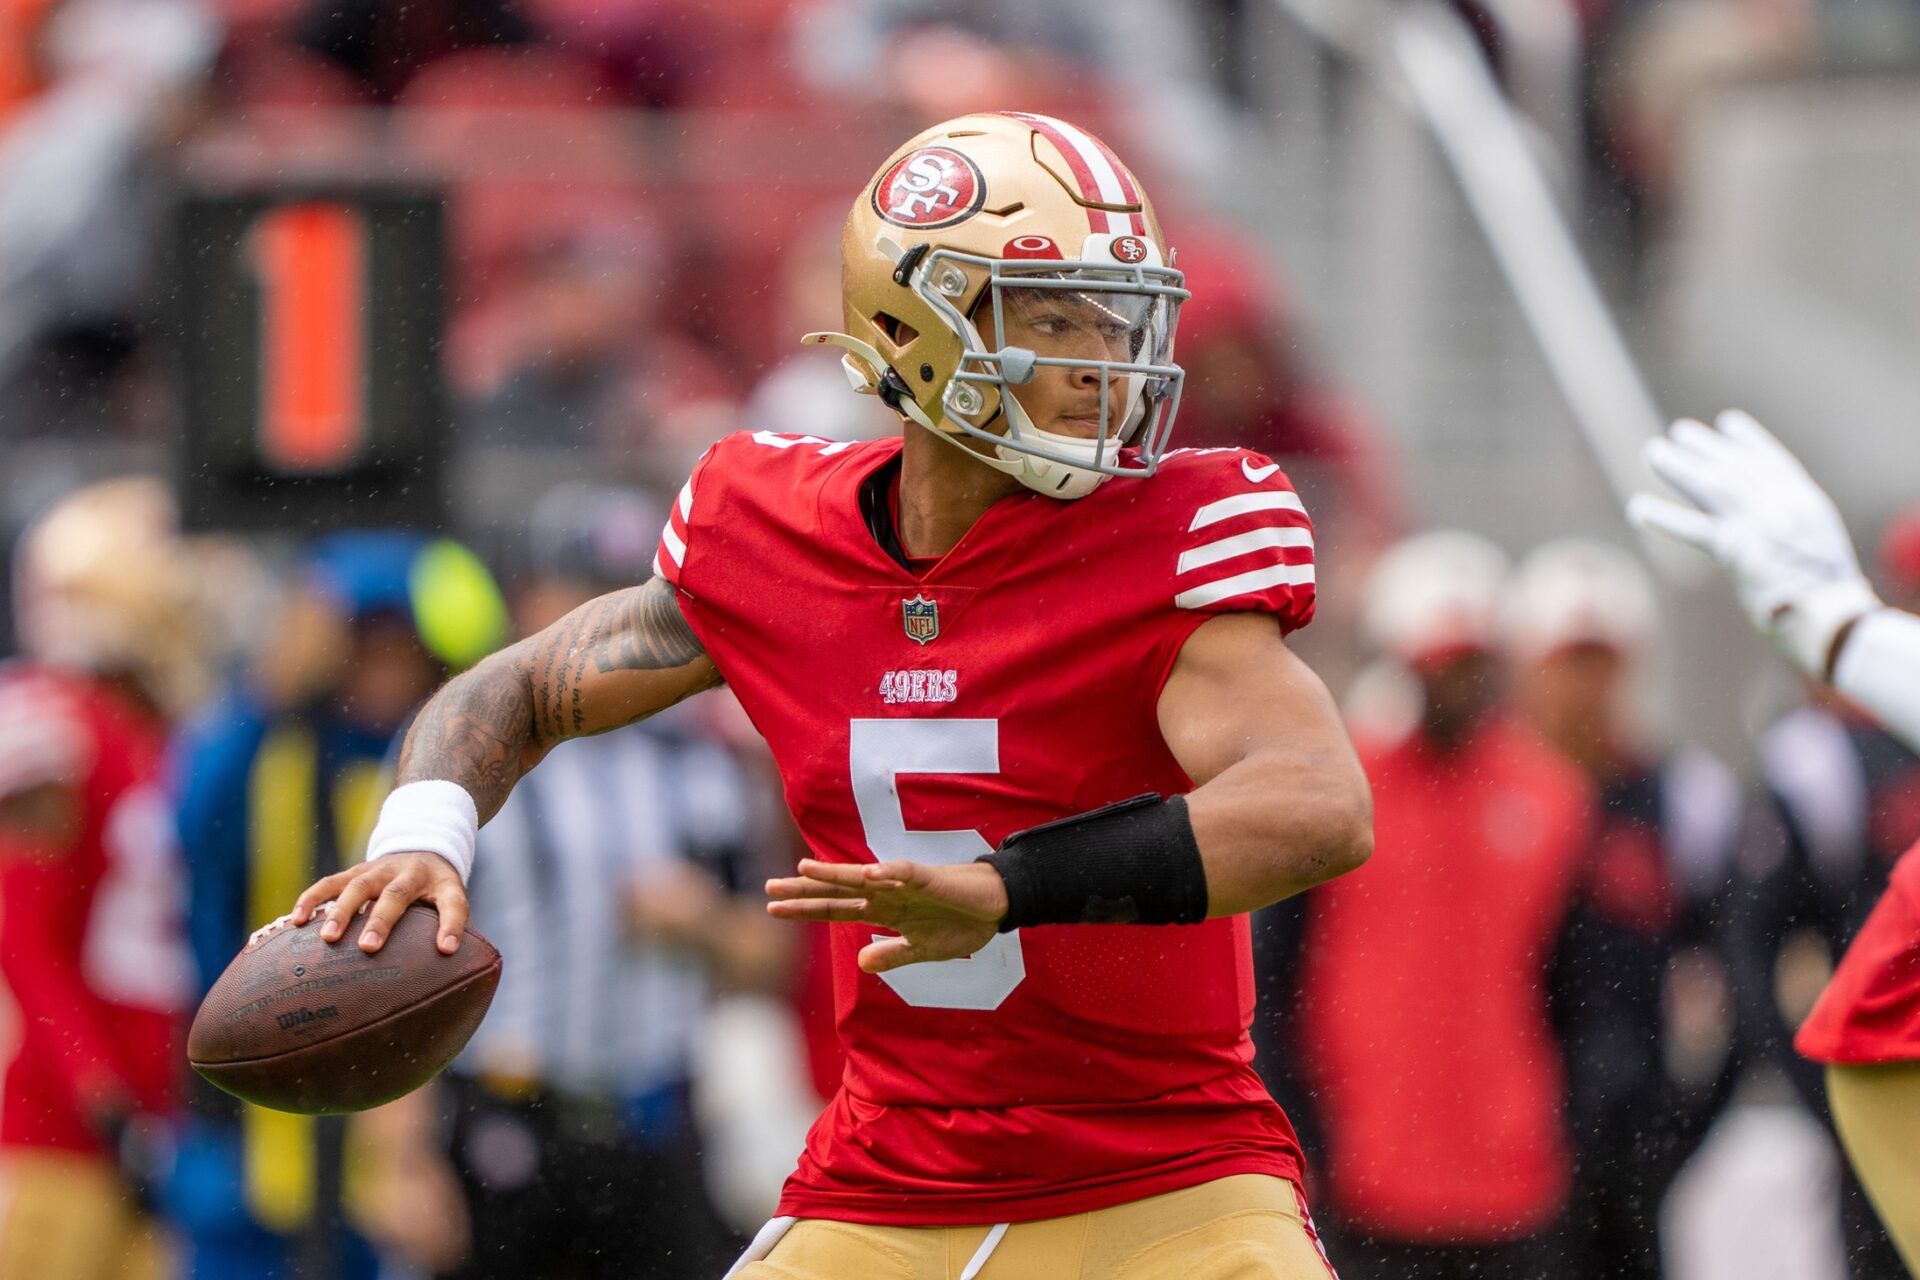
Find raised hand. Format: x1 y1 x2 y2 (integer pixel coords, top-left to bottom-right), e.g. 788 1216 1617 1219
1630 409 1880 677
766 858 1008 974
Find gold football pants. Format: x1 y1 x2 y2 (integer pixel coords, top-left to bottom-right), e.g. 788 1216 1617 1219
734 1174 1338 1280
0 1149 169 1280
1828 1063 1920 1276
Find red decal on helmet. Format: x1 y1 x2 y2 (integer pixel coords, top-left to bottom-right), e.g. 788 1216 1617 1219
1111 235 1149 264
1002 112 1148 236
1003 235 1063 260
873 146 987 230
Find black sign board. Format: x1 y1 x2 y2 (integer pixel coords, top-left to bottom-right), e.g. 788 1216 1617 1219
173 188 447 532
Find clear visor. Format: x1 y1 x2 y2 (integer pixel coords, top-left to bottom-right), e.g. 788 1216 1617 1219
994 277 1168 366
915 251 1189 478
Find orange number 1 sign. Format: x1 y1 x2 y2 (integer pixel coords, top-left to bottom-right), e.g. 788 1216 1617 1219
247 203 368 472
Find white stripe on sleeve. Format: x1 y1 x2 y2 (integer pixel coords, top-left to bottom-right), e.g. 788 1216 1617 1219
1177 526 1315 574
677 480 694 521
659 521 686 568
1188 490 1307 531
1175 562 1317 610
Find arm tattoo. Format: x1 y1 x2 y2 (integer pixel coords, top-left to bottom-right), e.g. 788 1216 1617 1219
600 577 706 673
396 578 710 819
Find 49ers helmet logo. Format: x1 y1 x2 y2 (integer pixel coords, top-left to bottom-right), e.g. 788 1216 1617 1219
873 146 986 230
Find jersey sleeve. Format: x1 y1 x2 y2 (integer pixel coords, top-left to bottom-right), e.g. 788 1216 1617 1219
1162 451 1318 633
652 430 859 601
652 450 708 590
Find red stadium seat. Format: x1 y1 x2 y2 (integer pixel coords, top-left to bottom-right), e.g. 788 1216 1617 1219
219 46 373 110
445 179 659 302
398 46 612 110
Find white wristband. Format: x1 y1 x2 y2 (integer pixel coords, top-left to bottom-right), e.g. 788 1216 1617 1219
365 780 480 885
1833 608 1920 757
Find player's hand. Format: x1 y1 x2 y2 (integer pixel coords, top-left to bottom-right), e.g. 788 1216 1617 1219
290 851 469 955
1629 409 1880 676
765 859 1008 973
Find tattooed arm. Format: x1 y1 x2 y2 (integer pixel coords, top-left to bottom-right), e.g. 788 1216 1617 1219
397 577 718 821
291 578 719 952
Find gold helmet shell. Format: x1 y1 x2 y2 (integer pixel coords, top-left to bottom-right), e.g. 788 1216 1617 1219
808 112 1188 498
12 478 220 715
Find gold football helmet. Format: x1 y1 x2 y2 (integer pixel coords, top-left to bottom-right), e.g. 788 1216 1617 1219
12 477 219 715
808 112 1188 499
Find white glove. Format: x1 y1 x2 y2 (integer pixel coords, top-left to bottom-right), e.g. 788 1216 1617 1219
1627 410 1881 677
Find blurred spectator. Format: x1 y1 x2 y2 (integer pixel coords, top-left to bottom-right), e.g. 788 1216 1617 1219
361 485 780 1279
170 531 507 1280
294 0 535 103
451 221 739 481
1725 502 1920 1279
0 478 210 1279
791 0 1241 191
523 0 738 109
456 231 657 453
1507 538 1743 1280
1276 532 1593 1280
0 0 219 440
1595 0 1817 209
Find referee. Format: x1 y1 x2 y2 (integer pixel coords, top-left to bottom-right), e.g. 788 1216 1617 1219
364 486 789 1280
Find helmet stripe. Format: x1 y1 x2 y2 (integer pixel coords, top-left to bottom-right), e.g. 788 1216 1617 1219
1070 123 1151 237
1004 112 1146 236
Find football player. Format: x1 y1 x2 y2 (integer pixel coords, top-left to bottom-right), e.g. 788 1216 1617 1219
1633 411 1920 1274
290 113 1374 1279
1506 539 1742 1280
0 478 209 1280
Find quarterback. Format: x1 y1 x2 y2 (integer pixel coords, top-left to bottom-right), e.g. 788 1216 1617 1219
292 113 1373 1279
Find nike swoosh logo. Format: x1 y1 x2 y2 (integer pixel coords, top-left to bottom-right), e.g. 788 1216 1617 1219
1242 459 1280 483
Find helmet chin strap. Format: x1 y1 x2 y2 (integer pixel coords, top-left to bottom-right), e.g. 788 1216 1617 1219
990 394 1110 500
801 330 1110 501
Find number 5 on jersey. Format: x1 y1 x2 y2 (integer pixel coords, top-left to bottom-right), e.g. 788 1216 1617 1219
849 719 1025 1011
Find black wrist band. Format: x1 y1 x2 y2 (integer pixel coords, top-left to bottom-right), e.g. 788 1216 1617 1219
977 793 1209 931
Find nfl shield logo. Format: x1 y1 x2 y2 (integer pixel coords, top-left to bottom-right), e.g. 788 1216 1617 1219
902 595 939 645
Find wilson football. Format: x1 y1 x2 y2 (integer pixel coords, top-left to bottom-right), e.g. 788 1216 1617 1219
189 902 501 1114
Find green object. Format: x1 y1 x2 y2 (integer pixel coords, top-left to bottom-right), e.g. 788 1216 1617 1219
409 539 510 671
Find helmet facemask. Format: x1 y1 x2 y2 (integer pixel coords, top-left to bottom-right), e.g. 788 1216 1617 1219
915 248 1187 499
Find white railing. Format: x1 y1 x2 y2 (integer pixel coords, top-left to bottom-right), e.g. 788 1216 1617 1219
1266 0 1663 508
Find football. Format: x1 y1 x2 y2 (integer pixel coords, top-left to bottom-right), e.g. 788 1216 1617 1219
189 902 501 1114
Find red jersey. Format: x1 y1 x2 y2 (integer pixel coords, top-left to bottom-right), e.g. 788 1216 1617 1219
0 665 192 1153
656 432 1318 1225
1797 842 1920 1064
1298 720 1592 1242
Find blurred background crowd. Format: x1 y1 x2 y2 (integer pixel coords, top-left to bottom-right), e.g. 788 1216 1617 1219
2 0 1920 1276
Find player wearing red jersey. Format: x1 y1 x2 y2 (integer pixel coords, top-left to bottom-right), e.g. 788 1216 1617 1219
291 113 1374 1278
1634 411 1920 1273
0 479 208 1279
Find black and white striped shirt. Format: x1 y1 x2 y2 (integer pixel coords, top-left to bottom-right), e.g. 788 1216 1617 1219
456 714 764 1097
